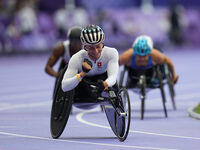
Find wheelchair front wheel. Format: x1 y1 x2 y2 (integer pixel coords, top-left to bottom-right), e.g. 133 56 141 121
115 88 131 142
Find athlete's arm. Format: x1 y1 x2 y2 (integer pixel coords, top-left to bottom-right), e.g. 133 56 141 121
61 54 81 92
45 43 64 78
152 49 178 83
105 48 119 88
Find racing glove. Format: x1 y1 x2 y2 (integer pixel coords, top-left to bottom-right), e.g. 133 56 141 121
82 58 93 73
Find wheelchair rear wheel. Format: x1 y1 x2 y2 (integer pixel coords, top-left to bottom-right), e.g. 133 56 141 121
166 74 176 110
50 87 74 138
50 64 74 139
139 75 146 120
157 66 168 118
115 88 131 142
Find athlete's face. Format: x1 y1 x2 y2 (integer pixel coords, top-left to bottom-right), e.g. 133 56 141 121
84 43 103 61
135 54 149 66
70 41 82 56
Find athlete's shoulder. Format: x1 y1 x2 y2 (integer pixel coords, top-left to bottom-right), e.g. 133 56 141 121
151 48 166 63
102 46 119 61
151 48 164 56
103 46 118 55
71 49 86 59
104 46 118 51
68 50 85 67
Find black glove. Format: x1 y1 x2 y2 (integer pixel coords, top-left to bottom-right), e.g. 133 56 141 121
97 80 105 92
82 58 93 73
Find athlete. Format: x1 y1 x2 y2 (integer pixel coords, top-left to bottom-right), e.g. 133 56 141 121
45 26 82 95
61 25 119 98
119 35 178 85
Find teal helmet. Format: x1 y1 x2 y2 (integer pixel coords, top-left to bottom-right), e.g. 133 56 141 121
133 35 153 56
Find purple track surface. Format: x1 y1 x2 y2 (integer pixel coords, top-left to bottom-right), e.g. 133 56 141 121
0 48 200 150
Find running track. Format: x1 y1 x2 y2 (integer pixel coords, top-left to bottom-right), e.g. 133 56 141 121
0 48 200 150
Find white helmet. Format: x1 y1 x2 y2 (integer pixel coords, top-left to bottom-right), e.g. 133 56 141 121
80 25 105 45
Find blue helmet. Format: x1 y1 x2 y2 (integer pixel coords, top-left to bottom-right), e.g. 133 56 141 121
133 35 153 56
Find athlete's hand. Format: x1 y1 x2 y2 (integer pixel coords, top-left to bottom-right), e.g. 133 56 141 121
82 58 92 73
173 75 179 84
103 81 109 90
55 72 60 78
97 80 104 91
97 80 109 91
56 71 62 78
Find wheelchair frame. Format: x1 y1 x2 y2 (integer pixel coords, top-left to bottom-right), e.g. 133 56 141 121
50 66 131 142
119 64 176 120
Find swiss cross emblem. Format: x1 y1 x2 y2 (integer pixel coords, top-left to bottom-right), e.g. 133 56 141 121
97 62 102 67
97 62 102 71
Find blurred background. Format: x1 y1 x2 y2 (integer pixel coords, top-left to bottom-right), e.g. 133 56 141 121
0 0 200 54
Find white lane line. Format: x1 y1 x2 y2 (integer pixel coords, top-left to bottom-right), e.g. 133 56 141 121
0 93 198 149
0 126 15 129
132 92 200 102
0 91 51 101
0 101 50 111
76 110 200 141
1 89 199 103
175 84 200 91
0 102 177 150
0 85 52 94
0 131 178 150
0 91 199 112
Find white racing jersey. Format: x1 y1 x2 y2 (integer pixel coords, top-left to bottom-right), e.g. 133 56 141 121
62 46 119 92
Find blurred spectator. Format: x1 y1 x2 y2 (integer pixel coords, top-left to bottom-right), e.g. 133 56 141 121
53 6 67 37
168 4 185 45
53 3 89 39
3 0 41 52
15 0 38 35
0 0 17 15
140 0 154 14
6 20 20 39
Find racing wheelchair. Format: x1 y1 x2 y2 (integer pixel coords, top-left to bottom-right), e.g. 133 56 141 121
119 63 176 120
50 65 131 142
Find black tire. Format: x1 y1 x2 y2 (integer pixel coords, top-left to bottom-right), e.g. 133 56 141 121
104 85 121 137
141 98 145 120
166 73 176 110
139 75 146 120
104 105 118 136
115 88 131 142
50 88 74 138
50 65 74 138
119 66 127 88
163 64 176 110
157 66 168 118
53 60 67 98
